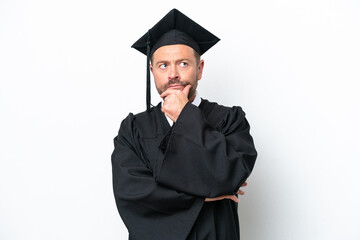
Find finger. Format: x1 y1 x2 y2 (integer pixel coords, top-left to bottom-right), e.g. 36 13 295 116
229 195 239 203
182 84 191 97
204 197 220 202
160 89 174 98
160 88 181 98
160 91 169 99
241 182 248 187
222 195 238 203
205 195 238 203
237 190 245 195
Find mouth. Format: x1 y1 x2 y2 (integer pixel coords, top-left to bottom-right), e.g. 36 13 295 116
167 84 184 90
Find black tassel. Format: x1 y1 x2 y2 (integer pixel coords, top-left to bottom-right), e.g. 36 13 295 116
146 32 151 112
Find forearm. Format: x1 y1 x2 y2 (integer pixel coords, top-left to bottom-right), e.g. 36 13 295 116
155 103 257 198
112 132 203 213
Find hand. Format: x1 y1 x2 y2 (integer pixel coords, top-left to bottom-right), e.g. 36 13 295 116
237 181 247 195
204 182 248 203
160 85 191 122
205 195 239 203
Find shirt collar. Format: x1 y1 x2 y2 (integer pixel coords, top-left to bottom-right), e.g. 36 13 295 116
191 90 201 107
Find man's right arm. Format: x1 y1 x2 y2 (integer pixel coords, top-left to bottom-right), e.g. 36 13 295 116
111 114 204 240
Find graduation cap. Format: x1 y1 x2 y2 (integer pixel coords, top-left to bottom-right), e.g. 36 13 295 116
131 8 220 111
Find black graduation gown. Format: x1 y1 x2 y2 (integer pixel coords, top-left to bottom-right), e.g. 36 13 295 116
111 99 257 240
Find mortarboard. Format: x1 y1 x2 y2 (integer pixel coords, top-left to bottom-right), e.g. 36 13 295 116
131 8 220 111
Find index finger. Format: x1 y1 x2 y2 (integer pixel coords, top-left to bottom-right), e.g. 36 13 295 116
160 89 180 99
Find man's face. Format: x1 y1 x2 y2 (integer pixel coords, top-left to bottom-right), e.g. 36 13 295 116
150 44 204 101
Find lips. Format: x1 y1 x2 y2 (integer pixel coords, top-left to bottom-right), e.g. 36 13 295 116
167 84 184 89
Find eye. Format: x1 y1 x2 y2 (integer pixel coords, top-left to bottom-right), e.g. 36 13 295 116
180 62 188 67
159 63 167 69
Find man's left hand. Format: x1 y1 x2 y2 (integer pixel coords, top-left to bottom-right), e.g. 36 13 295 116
160 85 191 122
237 181 247 195
204 182 248 203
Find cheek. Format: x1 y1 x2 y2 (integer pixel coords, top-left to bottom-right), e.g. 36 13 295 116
180 67 196 77
155 68 169 77
184 69 198 83
153 72 167 89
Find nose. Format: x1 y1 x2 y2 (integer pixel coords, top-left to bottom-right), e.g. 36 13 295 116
168 64 179 80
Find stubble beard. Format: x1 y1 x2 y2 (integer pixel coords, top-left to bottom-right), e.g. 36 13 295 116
156 79 198 101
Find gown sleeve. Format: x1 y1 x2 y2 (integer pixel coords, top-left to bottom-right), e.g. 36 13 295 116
111 113 204 240
155 102 257 198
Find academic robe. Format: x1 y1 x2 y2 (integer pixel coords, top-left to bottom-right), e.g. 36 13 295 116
111 99 257 240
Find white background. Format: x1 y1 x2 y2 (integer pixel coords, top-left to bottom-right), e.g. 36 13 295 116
1 0 359 239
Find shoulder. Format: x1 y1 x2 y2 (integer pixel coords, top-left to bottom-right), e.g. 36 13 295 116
200 99 246 126
118 103 162 137
121 103 160 123
200 98 245 114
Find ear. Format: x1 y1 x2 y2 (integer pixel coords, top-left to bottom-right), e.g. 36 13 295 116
150 63 153 73
197 60 204 80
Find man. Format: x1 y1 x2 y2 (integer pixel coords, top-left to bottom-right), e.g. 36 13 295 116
112 9 257 240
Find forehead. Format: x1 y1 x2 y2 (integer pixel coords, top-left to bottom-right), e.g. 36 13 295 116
152 44 195 61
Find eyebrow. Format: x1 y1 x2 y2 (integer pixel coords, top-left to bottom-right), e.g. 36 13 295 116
177 58 192 62
155 58 192 65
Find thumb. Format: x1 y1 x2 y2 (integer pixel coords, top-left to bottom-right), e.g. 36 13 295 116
182 84 191 97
